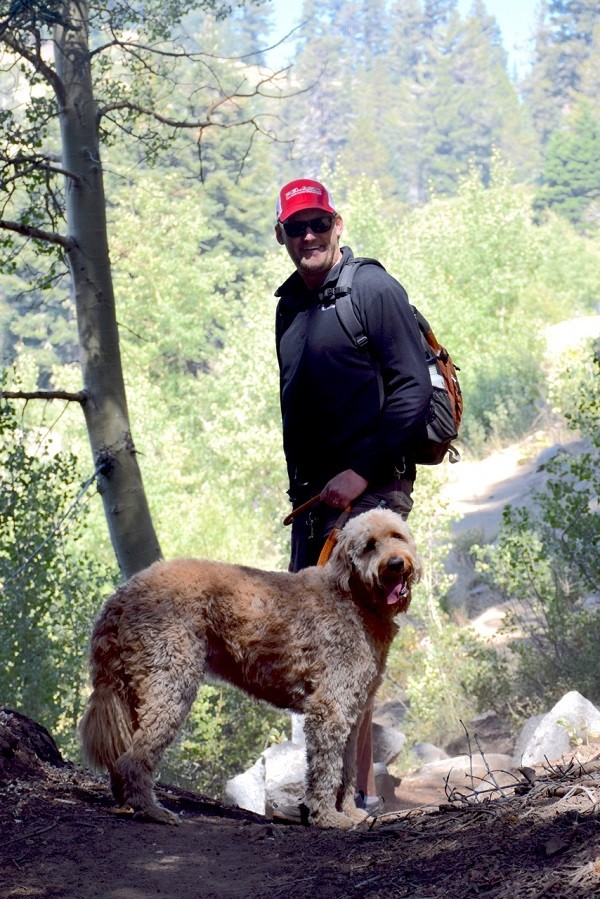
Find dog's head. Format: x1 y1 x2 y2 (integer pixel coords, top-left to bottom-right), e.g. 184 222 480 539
328 508 421 614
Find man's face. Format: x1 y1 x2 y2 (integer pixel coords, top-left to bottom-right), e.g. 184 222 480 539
275 208 344 289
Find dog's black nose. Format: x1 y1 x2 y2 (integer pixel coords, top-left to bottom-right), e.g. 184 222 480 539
387 556 405 572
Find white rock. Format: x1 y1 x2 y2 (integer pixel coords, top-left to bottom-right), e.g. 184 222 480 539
290 713 306 746
264 741 307 813
417 753 513 777
513 691 600 767
512 714 545 764
224 755 266 815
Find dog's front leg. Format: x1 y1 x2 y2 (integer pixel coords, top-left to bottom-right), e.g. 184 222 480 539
337 717 364 822
303 702 365 829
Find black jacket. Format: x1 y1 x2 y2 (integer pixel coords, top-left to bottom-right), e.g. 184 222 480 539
275 246 433 496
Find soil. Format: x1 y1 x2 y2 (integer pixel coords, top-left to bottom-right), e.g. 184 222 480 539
3 414 600 899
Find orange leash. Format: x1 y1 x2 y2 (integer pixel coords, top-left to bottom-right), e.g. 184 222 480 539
316 505 352 565
282 493 321 527
283 495 353 564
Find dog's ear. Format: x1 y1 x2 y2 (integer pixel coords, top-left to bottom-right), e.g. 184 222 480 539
411 550 423 586
326 534 353 594
399 524 422 586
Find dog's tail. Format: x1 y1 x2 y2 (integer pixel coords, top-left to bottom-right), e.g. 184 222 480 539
79 593 134 771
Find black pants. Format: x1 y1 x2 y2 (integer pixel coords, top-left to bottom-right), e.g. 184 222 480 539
289 476 415 572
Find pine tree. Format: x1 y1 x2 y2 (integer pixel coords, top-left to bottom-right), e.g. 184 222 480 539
413 4 535 197
534 103 600 232
282 0 362 176
525 0 598 145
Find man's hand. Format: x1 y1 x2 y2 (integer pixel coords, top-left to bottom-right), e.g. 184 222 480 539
321 469 368 510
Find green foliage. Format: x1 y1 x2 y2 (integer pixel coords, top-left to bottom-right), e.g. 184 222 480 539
534 104 600 233
0 400 114 755
109 185 289 564
473 341 600 711
384 470 486 745
161 685 287 798
525 0 598 145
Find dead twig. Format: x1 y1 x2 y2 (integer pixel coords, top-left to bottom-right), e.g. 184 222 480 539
4 821 60 846
474 732 509 798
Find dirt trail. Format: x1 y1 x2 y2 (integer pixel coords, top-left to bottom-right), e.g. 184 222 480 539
2 715 600 899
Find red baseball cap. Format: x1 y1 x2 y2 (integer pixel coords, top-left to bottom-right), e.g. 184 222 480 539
276 178 336 222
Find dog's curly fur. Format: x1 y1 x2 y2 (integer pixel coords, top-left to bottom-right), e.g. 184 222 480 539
79 508 421 829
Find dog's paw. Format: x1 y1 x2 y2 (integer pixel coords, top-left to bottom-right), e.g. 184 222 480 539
132 805 180 826
341 805 369 825
311 808 366 830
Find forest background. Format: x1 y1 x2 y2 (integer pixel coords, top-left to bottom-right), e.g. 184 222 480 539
1 0 599 798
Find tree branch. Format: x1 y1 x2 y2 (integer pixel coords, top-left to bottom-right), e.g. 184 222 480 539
0 218 74 250
0 154 83 187
2 31 66 105
0 389 87 404
97 65 306 126
90 21 307 64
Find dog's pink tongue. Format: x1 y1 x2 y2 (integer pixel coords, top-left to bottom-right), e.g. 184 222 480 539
387 584 404 606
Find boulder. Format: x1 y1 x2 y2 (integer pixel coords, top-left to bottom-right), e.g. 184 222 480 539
373 700 407 729
513 691 600 767
264 741 307 814
416 753 514 779
412 742 450 765
289 713 405 767
373 722 405 766
226 711 407 815
290 713 305 746
224 755 266 815
395 752 515 807
445 710 515 757
373 762 401 806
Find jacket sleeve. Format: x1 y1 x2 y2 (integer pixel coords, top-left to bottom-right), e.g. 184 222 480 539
345 268 433 480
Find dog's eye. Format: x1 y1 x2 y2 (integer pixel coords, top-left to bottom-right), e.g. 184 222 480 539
390 532 405 542
364 538 377 553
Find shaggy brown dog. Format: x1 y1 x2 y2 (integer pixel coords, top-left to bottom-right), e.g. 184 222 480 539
79 508 421 829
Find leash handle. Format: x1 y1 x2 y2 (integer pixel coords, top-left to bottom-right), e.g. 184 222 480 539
283 493 322 526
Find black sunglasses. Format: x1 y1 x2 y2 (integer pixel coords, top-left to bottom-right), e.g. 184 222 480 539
280 214 335 238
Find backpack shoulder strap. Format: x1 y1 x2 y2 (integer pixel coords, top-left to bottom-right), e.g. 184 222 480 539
336 292 369 349
321 257 385 349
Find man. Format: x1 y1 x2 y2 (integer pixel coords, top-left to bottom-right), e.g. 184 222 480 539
274 177 433 811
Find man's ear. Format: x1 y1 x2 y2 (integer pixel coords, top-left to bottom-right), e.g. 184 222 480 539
275 223 285 245
334 214 344 237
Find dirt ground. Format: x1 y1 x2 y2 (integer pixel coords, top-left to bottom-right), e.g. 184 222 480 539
2 710 600 899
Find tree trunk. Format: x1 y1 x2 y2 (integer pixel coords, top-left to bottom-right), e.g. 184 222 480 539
53 2 161 578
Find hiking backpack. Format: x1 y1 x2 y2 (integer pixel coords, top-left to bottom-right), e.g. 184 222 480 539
321 257 463 466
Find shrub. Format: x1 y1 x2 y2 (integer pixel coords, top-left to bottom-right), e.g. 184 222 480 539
384 470 489 747
0 401 114 756
160 686 287 799
473 340 600 711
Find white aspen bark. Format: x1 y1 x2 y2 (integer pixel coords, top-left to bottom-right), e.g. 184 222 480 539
53 1 161 577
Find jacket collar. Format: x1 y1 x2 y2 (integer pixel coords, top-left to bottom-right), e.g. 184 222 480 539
274 246 354 305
